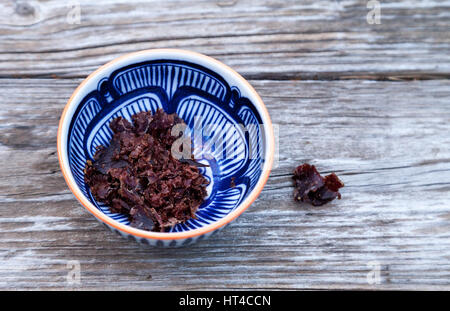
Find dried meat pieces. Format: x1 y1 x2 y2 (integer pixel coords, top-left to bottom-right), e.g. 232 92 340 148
84 109 208 232
292 163 344 206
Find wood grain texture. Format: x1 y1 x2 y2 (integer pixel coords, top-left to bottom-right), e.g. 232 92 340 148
0 0 449 290
1 78 449 290
0 0 449 79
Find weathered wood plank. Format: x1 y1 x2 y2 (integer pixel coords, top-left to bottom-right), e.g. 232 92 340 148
0 78 449 290
0 0 449 78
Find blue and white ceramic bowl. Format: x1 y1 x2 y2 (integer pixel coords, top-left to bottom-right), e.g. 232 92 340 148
58 49 274 247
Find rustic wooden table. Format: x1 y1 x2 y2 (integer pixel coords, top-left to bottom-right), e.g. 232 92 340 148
0 0 449 290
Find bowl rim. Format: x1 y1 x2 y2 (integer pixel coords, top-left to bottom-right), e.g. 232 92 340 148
57 48 274 240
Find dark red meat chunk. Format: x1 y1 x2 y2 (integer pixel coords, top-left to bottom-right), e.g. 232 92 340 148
230 177 236 188
84 109 209 232
292 163 344 206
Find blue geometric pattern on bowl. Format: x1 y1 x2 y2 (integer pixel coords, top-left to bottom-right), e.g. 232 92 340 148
67 60 264 233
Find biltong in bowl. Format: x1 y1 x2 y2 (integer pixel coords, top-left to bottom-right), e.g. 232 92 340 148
57 49 275 247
